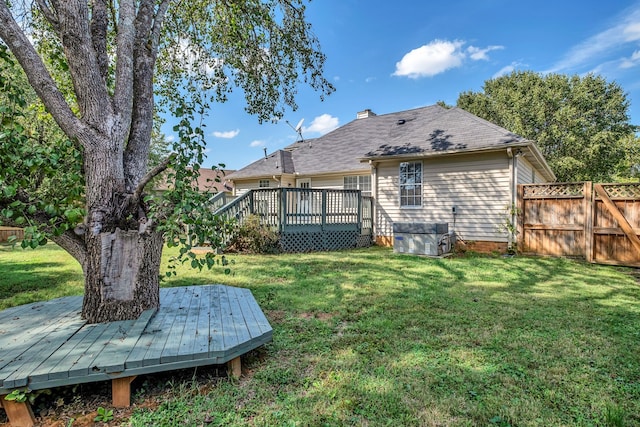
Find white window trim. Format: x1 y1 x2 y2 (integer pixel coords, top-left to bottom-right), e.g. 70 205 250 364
399 161 423 208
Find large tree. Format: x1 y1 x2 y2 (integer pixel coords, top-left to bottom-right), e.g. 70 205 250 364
457 71 637 182
0 0 333 323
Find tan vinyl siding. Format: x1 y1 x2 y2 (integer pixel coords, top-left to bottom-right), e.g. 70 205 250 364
376 152 512 243
301 175 343 189
233 179 278 195
517 157 534 185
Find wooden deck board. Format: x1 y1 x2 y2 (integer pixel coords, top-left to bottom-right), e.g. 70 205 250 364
0 304 84 388
0 285 271 396
0 298 82 371
159 287 194 364
142 287 189 367
218 286 240 352
125 287 182 369
178 285 209 361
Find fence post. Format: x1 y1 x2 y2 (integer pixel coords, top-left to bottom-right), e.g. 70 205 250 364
357 191 363 232
517 185 524 252
321 190 327 231
584 182 594 263
280 189 287 233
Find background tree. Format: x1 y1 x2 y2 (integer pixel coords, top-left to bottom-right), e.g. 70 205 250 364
457 71 637 182
0 0 334 323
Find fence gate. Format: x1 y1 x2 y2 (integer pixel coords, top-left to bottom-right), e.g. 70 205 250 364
518 182 640 268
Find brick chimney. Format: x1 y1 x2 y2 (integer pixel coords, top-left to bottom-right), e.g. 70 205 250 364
356 109 376 119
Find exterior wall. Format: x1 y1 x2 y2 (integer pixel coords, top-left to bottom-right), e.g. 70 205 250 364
375 152 512 244
517 157 534 185
235 173 371 194
232 178 282 196
516 156 549 185
301 175 343 189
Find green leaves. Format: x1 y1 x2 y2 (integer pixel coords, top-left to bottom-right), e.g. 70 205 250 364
0 45 84 249
457 71 635 182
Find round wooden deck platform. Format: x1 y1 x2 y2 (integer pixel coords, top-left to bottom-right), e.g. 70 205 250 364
0 285 272 427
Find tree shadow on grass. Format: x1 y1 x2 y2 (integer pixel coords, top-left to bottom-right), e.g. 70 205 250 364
0 258 83 307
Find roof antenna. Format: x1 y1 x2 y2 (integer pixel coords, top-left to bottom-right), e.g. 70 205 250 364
286 118 305 143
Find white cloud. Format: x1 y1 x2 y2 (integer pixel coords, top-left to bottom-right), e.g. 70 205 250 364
365 76 376 83
393 40 465 78
212 129 240 139
624 22 640 42
548 4 640 73
302 114 340 135
620 50 640 69
393 39 504 78
166 134 176 143
492 61 524 78
467 45 504 61
249 140 266 148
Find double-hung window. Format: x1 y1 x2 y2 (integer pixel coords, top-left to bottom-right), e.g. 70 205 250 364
399 161 422 207
343 175 371 195
343 175 371 210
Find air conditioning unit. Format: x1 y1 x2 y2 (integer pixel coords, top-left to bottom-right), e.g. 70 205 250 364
393 223 452 256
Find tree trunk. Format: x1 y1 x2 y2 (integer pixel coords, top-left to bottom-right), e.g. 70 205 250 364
81 227 163 323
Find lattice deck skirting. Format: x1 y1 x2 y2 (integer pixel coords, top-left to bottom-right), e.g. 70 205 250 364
280 230 366 252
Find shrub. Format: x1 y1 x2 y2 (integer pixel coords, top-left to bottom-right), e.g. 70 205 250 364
226 215 280 254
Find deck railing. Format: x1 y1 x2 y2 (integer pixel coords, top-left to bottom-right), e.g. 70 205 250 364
215 188 373 251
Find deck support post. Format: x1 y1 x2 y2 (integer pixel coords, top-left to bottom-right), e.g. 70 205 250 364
112 375 137 407
227 357 242 379
0 396 36 427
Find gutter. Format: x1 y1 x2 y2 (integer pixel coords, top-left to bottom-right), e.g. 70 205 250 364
359 141 556 182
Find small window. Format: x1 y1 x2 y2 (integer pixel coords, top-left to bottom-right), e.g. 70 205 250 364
399 161 422 207
343 175 371 195
259 179 270 188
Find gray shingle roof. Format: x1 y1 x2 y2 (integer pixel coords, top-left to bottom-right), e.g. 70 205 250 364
226 150 295 180
228 105 534 180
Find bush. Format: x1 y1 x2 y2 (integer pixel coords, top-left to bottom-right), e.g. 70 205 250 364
226 215 281 254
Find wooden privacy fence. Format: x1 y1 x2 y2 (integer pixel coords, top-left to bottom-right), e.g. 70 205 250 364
0 227 23 243
518 182 640 267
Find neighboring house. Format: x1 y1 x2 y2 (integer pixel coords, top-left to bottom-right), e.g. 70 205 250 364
226 105 555 252
156 168 234 193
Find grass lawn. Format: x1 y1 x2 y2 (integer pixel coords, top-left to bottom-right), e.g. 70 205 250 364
1 243 640 426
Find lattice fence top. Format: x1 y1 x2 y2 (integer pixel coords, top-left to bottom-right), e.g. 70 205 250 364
523 183 585 198
599 183 640 199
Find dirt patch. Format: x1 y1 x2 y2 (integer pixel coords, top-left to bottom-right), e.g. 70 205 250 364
265 309 286 323
298 312 335 322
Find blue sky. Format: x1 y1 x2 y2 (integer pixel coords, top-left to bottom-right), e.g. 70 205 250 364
162 0 640 171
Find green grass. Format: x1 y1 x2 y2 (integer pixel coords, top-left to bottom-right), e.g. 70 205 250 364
1 244 640 426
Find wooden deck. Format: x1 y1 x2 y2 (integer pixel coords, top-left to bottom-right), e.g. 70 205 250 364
0 285 272 427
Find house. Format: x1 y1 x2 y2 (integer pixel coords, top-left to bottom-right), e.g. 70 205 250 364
226 105 555 252
155 168 234 193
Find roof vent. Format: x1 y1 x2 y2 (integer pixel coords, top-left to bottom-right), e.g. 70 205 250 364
397 119 405 125
357 109 376 119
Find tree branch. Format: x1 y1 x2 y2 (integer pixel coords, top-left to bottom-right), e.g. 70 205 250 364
90 0 109 83
0 190 88 268
132 152 176 204
150 0 171 50
123 0 167 192
0 3 96 147
113 0 135 121
53 0 112 131
35 0 60 32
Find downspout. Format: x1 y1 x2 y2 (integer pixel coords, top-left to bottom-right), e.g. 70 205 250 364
507 148 516 250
